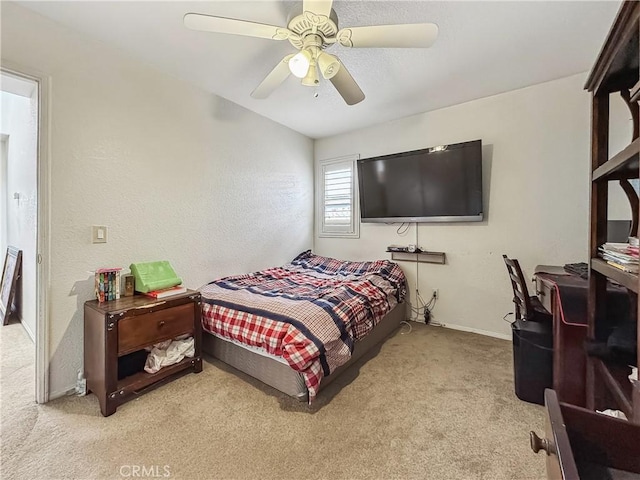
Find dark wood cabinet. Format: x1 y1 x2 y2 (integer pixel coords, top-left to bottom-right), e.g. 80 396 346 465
84 291 202 416
585 0 639 423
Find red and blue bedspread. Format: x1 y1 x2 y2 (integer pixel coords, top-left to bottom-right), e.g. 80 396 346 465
199 250 407 401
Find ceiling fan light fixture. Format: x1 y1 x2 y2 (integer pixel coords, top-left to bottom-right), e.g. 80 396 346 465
289 49 312 78
301 62 320 86
317 52 340 79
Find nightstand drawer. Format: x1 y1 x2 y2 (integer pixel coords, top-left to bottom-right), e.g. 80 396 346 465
118 303 194 355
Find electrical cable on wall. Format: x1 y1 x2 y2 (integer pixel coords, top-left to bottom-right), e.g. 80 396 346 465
394 222 423 323
424 293 442 326
415 221 420 318
396 222 410 235
395 222 441 325
408 292 428 322
409 222 429 323
415 222 443 326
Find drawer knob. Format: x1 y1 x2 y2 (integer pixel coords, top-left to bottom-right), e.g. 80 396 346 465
158 321 166 328
530 431 555 455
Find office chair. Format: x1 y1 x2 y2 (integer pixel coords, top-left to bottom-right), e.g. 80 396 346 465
503 255 552 323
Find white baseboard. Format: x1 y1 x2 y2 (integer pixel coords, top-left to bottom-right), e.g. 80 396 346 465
437 322 511 341
408 318 511 341
48 386 75 401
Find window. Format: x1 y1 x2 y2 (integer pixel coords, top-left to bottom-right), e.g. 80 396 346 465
317 155 359 238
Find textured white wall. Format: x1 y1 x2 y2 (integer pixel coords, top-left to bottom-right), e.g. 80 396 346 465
1 3 314 396
0 90 38 340
315 73 633 339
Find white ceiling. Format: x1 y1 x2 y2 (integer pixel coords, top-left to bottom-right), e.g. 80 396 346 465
18 1 620 139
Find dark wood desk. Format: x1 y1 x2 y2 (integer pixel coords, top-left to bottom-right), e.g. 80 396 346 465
534 266 588 407
534 266 632 408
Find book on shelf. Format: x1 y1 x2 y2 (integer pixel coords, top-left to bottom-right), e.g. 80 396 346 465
600 252 639 266
606 260 639 274
600 242 639 258
599 242 639 275
94 267 122 302
142 285 187 299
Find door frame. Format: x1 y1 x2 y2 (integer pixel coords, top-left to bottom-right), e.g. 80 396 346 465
1 134 8 258
1 62 51 404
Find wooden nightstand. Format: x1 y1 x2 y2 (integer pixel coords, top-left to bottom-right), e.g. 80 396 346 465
84 290 202 416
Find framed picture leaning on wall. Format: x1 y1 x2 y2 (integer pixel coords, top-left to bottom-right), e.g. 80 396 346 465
0 246 22 325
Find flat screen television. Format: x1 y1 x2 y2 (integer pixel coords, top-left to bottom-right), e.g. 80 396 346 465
357 139 483 223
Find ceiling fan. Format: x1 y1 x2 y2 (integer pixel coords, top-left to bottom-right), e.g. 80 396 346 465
184 0 438 106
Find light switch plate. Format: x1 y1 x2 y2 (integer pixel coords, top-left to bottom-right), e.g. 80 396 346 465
92 225 107 244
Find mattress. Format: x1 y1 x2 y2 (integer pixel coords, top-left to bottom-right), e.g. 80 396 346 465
202 302 406 401
200 250 407 401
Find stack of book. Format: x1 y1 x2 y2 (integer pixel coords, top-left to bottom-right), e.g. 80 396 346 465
143 285 187 299
95 267 122 302
599 242 639 274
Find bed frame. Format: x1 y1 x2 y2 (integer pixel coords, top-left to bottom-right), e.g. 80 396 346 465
202 303 406 401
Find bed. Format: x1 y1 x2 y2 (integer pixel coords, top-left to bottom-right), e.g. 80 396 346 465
199 250 407 402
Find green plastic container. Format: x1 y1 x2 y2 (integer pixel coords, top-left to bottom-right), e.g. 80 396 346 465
129 261 182 293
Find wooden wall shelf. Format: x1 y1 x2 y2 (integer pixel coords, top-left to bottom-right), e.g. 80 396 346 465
388 251 446 265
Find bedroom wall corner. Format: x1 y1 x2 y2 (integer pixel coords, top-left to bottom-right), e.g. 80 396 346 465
313 72 632 338
1 2 314 396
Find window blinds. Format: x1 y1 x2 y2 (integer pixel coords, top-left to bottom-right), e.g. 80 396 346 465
318 157 358 237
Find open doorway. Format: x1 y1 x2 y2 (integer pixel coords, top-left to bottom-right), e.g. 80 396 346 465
1 73 38 338
0 67 49 404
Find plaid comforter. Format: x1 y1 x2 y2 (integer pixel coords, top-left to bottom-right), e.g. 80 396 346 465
200 250 406 401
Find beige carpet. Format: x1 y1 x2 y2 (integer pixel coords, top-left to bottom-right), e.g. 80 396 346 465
1 321 545 480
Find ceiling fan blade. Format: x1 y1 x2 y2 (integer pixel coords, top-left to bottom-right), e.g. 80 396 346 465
329 61 365 106
303 0 333 18
184 13 296 41
337 23 438 48
251 54 294 99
